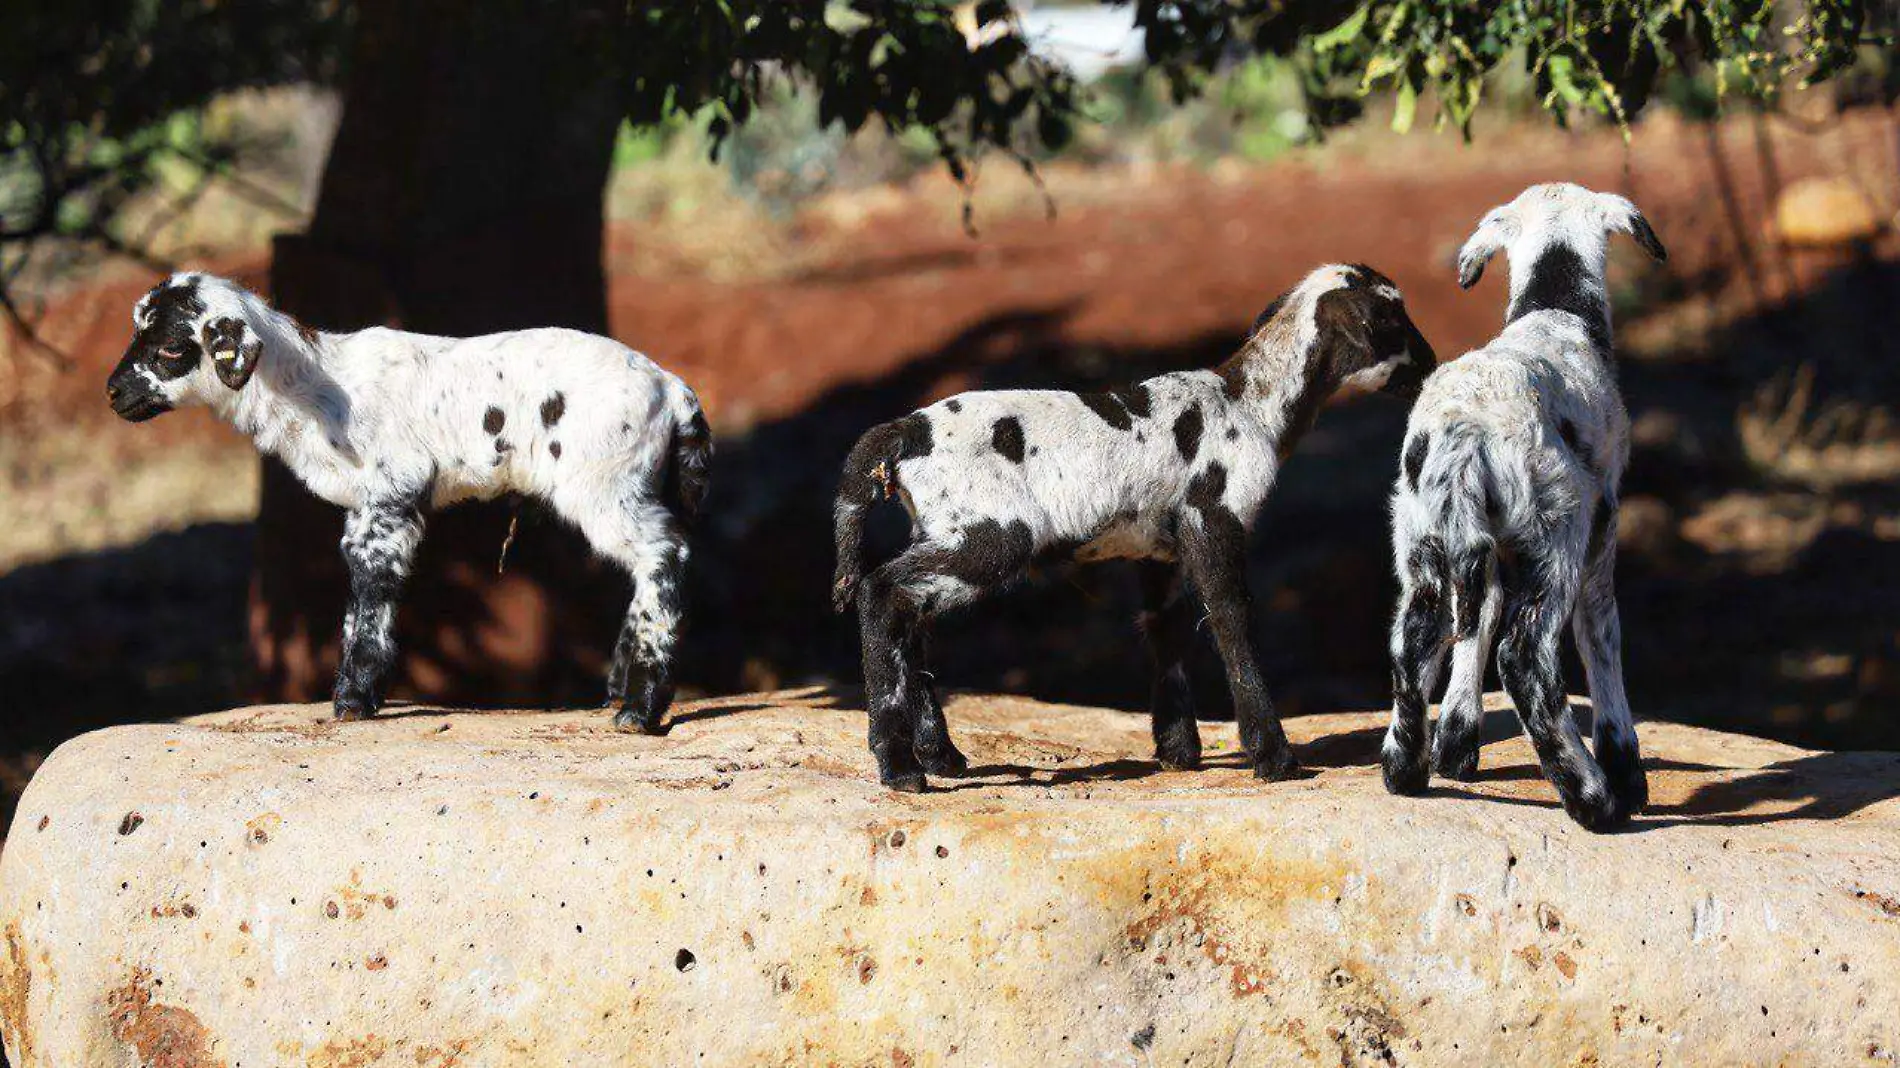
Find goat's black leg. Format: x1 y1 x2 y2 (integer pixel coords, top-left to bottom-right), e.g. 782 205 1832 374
1495 545 1623 831
857 560 928 792
858 527 1031 791
908 625 969 776
333 492 428 720
1381 561 1449 796
602 504 689 734
1573 496 1646 814
1178 486 1297 780
1137 561 1201 770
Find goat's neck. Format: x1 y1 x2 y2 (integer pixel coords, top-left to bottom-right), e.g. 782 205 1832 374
1504 233 1614 352
210 305 360 490
1217 328 1333 461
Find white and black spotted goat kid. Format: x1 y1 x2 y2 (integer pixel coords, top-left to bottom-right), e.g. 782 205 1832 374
106 273 711 729
1381 183 1666 831
834 264 1436 791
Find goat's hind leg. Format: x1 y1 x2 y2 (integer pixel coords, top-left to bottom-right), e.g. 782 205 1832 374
861 530 1030 790
1433 582 1501 782
908 624 969 777
1381 545 1450 796
1575 498 1646 814
1138 561 1201 770
589 500 688 734
333 494 428 720
856 552 930 791
1495 545 1622 831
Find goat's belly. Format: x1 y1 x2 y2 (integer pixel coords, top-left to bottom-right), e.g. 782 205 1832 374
1073 516 1175 563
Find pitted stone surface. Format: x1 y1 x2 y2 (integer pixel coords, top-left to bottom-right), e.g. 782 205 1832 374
2 689 1898 1066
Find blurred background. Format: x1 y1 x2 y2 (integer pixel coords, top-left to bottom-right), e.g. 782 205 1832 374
3 1 1898 832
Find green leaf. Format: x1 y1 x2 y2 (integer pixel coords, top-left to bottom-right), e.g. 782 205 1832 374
1547 53 1587 106
1312 5 1371 52
1391 77 1417 133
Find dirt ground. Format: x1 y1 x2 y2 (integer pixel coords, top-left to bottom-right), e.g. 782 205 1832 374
3 108 1898 828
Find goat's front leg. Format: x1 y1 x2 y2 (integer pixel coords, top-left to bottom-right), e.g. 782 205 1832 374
333 495 427 720
1178 501 1297 781
1137 560 1201 770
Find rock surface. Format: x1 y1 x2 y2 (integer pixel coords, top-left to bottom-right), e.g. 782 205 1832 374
3 689 1899 1066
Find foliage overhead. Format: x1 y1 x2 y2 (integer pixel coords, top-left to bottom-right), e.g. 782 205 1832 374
0 0 1890 347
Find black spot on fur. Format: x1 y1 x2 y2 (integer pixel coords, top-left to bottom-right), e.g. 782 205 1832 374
549 441 562 460
945 399 962 413
1185 462 1228 515
897 413 933 457
1403 433 1430 491
1224 427 1239 442
1172 405 1203 462
483 407 506 435
1078 391 1135 431
540 393 566 427
1510 243 1611 351
991 416 1025 463
939 518 1034 589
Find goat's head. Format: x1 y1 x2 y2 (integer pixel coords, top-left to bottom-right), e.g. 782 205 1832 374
1309 264 1438 402
1457 183 1666 291
107 273 264 421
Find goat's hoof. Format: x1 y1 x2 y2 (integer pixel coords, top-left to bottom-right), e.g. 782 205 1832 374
1381 752 1430 796
1252 749 1301 782
1155 745 1201 772
333 701 375 722
1563 790 1631 833
881 770 929 794
917 747 970 777
1433 751 1481 782
612 709 668 736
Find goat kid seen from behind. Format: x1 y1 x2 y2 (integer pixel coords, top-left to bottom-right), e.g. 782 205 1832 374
106 273 710 730
1382 183 1666 831
835 264 1436 792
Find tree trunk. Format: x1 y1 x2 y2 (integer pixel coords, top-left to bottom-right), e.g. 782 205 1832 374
253 1 628 707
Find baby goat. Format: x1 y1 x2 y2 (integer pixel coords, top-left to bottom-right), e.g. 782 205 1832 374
1381 183 1665 831
835 264 1436 791
106 273 710 728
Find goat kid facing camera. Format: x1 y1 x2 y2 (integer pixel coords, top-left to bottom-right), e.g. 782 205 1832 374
1382 183 1666 832
106 273 711 730
835 263 1437 793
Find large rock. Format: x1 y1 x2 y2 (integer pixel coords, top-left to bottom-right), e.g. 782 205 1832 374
2 690 1898 1066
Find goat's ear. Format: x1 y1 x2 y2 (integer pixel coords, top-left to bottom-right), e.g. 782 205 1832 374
1313 288 1376 376
202 317 260 390
1455 221 1504 290
1624 209 1667 262
1601 193 1667 262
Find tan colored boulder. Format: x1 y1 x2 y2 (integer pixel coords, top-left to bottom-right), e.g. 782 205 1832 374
2 690 1898 1066
1772 176 1885 247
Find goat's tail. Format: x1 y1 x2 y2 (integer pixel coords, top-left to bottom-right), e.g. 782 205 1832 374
1415 429 1496 640
832 417 914 613
664 390 713 520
